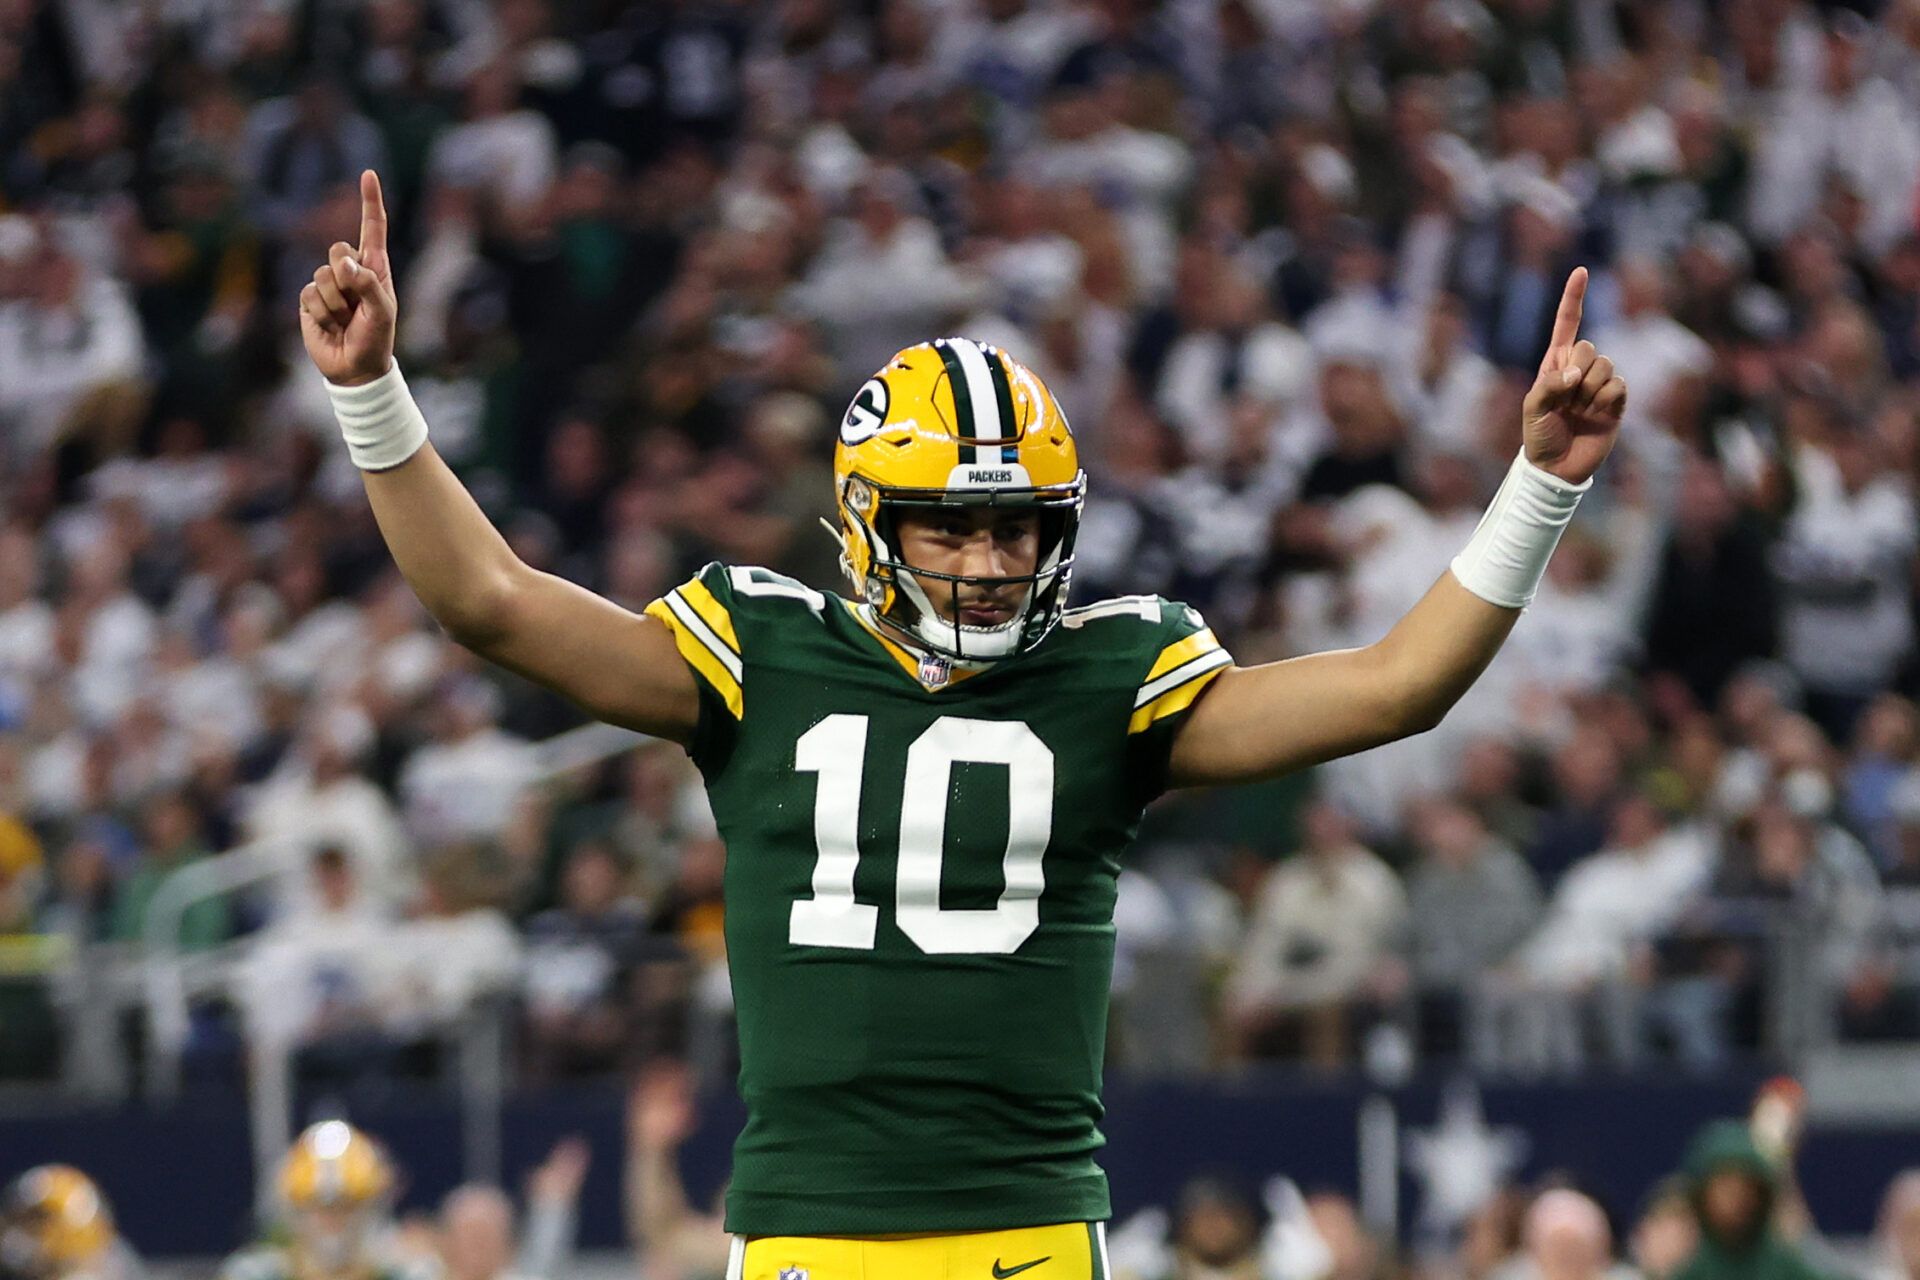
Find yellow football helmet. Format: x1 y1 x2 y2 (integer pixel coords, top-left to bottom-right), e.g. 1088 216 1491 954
276 1121 394 1273
278 1121 394 1211
0 1166 113 1280
834 337 1085 662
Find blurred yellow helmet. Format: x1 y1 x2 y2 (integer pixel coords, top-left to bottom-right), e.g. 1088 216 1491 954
0 1166 114 1279
833 337 1085 662
277 1121 394 1211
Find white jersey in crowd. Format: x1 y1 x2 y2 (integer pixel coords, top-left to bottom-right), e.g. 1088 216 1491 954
1774 449 1919 692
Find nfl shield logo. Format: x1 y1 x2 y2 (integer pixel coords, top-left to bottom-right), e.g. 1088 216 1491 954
778 1269 809 1280
918 650 951 688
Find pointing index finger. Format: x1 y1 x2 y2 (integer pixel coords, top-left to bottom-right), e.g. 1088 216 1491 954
358 170 387 260
1541 266 1588 373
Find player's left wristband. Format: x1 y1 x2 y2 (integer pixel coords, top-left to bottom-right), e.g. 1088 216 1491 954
1448 448 1590 609
325 360 430 472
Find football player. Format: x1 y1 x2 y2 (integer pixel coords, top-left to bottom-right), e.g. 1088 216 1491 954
0 1167 141 1280
222 1122 419 1280
299 172 1626 1280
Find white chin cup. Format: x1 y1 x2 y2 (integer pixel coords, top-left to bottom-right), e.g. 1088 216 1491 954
894 570 1030 662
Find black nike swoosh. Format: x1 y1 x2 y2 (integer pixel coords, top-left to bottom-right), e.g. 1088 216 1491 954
992 1257 1051 1279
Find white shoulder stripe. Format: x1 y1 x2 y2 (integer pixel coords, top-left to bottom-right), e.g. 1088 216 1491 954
665 590 744 681
1134 647 1231 707
728 565 826 615
1064 595 1159 626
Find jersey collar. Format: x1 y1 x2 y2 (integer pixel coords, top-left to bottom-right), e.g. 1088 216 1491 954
844 601 994 692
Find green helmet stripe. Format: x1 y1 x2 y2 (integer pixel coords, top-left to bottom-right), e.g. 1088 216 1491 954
934 338 980 465
985 346 1020 464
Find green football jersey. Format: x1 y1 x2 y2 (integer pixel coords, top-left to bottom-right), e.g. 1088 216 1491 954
645 564 1232 1236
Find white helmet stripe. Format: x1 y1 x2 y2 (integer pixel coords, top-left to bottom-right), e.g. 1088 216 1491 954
943 338 1004 443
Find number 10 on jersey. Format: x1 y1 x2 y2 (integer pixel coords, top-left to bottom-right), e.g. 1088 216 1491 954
789 714 1055 956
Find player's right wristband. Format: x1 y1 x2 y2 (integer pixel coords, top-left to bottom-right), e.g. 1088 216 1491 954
325 360 429 472
1448 448 1590 609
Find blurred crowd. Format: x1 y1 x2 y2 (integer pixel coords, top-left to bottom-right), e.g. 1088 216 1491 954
7 0 1920 1083
8 1085 1920 1280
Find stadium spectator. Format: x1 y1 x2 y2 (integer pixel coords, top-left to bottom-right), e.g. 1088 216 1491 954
397 675 536 848
0 221 147 465
623 1061 730 1280
1392 291 1500 462
1700 797 1888 1046
0 812 43 937
1225 800 1406 1068
1644 459 1780 710
1631 1180 1702 1280
1505 1190 1620 1280
424 60 557 230
1112 1172 1340 1280
794 166 985 380
521 839 655 1080
1771 415 1919 744
390 853 521 1035
238 845 403 1080
1527 729 1626 887
108 789 227 952
1305 1192 1388 1280
1457 1189 1531 1280
240 77 388 306
1587 256 1712 443
1671 1120 1824 1280
1470 180 1583 373
1403 795 1543 1055
0 526 54 708
1842 696 1920 875
37 817 113 946
1482 790 1714 1073
1152 256 1311 469
1872 1171 1920 1280
435 1139 586 1280
1294 341 1411 506
246 702 414 917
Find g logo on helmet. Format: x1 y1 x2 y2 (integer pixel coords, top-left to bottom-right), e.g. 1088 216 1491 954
841 378 889 444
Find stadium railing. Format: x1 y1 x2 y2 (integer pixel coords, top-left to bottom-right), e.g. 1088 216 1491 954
132 719 647 1211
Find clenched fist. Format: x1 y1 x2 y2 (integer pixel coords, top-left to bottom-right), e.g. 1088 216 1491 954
1522 267 1628 486
299 170 397 387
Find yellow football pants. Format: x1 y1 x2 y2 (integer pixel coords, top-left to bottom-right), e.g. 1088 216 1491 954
727 1220 1110 1280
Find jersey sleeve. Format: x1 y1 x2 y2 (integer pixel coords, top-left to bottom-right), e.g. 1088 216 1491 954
644 563 744 767
1129 600 1232 734
1127 598 1233 798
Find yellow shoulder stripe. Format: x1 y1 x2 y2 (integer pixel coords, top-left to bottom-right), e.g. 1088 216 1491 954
645 594 744 719
677 577 739 655
1129 648 1231 734
1145 628 1220 681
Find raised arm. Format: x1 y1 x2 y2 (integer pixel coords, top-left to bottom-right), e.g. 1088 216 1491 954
1167 268 1626 787
298 171 698 742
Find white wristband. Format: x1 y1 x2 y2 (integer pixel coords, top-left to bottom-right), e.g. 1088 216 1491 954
1448 449 1591 609
325 360 430 472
